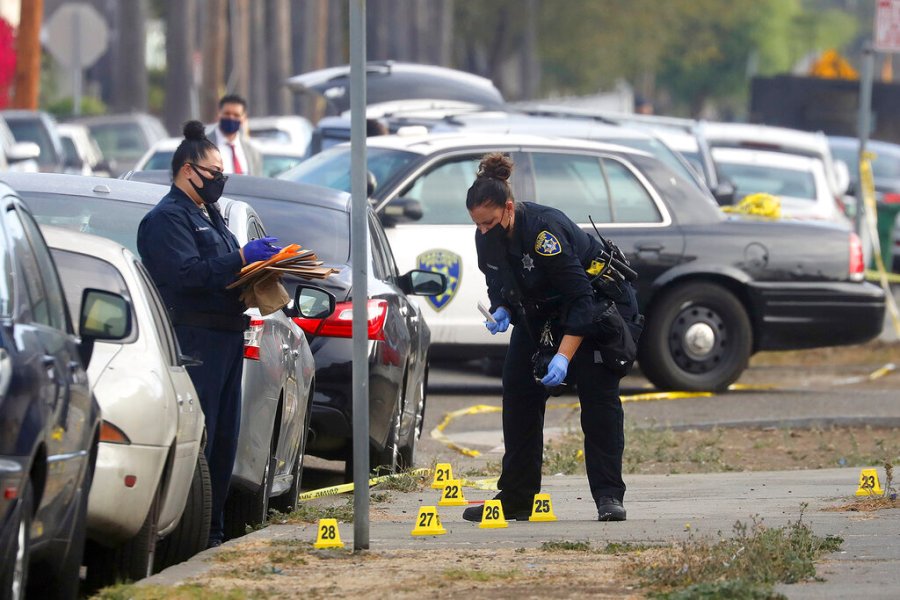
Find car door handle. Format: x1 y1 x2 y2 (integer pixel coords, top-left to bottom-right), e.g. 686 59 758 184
636 242 664 252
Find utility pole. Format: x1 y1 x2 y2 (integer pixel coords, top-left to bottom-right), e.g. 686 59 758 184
13 0 42 109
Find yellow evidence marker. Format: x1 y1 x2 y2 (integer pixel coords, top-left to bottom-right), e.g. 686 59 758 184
411 506 447 536
855 468 885 496
479 499 508 529
313 518 344 549
431 463 454 489
438 480 468 506
529 493 557 522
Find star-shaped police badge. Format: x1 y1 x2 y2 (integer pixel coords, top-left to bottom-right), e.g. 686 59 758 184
522 253 535 271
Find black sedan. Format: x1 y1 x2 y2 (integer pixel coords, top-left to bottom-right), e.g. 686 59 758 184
280 132 886 391
126 171 445 477
0 186 132 598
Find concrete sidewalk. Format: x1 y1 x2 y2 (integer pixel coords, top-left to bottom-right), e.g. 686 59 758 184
143 467 899 599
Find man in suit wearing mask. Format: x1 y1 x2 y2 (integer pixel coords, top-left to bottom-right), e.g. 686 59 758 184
208 94 263 176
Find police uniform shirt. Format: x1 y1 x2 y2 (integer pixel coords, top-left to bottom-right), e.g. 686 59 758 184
137 185 244 317
476 201 604 337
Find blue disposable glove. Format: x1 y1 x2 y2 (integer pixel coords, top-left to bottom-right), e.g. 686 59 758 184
485 307 511 335
540 354 569 387
243 236 281 264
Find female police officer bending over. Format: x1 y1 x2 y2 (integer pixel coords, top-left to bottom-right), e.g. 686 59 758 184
137 121 281 547
464 153 641 522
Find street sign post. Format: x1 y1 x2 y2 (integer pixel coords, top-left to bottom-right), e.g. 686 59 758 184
44 3 108 115
876 0 900 53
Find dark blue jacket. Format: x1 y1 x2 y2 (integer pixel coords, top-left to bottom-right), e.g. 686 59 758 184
137 185 244 317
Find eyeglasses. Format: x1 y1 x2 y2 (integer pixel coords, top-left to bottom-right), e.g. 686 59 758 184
189 163 228 183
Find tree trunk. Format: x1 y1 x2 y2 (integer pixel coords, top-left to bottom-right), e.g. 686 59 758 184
202 0 227 122
367 0 390 61
520 0 539 100
249 0 268 115
12 0 42 109
229 0 251 99
326 0 344 66
112 0 148 112
164 0 195 135
266 0 291 115
434 0 453 67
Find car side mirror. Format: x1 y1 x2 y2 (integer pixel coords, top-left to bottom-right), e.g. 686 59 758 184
367 170 377 197
713 181 736 206
833 159 851 196
77 288 133 367
292 284 336 319
399 269 448 296
6 141 40 163
379 197 423 227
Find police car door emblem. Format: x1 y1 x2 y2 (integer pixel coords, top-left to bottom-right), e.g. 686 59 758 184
535 230 561 256
522 253 534 271
416 248 461 311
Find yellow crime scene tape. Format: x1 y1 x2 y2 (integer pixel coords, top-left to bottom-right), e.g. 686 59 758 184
860 151 900 337
296 468 430 502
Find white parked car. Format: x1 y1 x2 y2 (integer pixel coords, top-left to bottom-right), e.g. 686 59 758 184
9 172 320 543
42 226 209 586
698 121 851 207
711 147 849 223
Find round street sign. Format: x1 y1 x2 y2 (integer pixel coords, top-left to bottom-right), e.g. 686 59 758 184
44 2 109 70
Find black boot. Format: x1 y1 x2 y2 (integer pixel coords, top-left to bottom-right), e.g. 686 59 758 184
462 497 532 522
596 497 626 521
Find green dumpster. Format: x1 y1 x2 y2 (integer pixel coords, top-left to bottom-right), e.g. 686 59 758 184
875 201 900 271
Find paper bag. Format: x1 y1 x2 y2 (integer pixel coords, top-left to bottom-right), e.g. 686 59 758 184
240 272 290 316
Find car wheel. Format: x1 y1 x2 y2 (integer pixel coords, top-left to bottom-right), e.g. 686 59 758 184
85 482 161 589
28 447 95 600
153 450 211 572
370 394 401 476
223 435 275 540
271 391 313 514
399 370 426 470
638 282 752 392
0 477 32 600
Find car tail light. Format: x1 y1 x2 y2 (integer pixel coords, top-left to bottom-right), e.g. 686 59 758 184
883 192 900 204
849 232 865 282
293 299 388 341
100 420 131 445
244 318 265 360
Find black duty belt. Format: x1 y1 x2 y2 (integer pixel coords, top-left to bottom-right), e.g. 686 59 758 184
170 309 250 332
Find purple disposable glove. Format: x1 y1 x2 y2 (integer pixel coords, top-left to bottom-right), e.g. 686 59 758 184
243 236 281 263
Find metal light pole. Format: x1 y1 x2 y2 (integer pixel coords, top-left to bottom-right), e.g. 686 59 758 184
349 0 370 551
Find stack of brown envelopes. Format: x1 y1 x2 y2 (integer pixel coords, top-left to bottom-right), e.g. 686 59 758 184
227 244 338 315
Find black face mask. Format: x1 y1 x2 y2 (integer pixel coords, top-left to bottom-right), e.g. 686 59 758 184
478 208 510 261
189 164 226 205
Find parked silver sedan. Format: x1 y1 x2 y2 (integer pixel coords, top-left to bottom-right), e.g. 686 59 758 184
0 173 317 538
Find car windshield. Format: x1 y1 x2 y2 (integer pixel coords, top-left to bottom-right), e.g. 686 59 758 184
144 151 175 171
234 196 350 265
7 119 59 167
717 161 817 201
19 192 150 254
831 142 900 183
88 122 147 162
280 146 418 194
606 136 699 186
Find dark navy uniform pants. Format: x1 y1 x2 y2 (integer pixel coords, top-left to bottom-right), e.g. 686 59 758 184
497 321 626 509
176 325 244 544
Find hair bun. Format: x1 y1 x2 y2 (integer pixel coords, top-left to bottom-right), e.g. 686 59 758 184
183 120 207 141
477 152 513 181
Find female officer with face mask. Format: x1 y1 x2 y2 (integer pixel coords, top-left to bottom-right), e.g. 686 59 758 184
137 121 281 547
463 152 642 524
